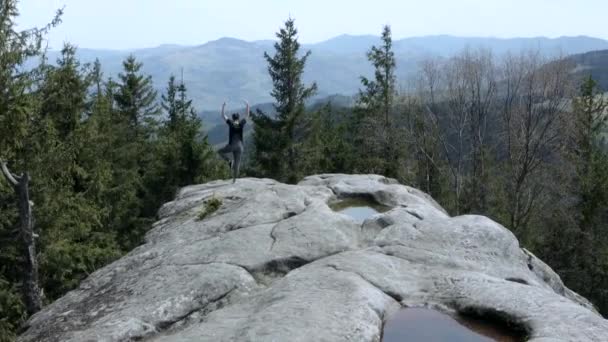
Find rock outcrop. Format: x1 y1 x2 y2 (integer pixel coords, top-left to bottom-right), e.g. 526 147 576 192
19 174 608 341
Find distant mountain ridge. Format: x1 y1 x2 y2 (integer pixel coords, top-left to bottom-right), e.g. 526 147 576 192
568 49 608 91
43 34 608 110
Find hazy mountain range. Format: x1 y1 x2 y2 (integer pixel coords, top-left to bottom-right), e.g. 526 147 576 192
569 49 608 90
43 35 608 111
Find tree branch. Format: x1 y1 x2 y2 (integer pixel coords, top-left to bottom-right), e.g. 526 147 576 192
0 159 19 186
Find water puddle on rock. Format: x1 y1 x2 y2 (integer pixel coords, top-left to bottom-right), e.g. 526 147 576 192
329 198 390 222
382 308 524 342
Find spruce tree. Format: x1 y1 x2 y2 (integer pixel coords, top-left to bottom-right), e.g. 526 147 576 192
172 78 220 185
252 18 317 183
152 75 222 205
39 44 89 139
162 76 178 127
355 25 398 177
0 0 61 336
110 56 160 248
114 55 160 135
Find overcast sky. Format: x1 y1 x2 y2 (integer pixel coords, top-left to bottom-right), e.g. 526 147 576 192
18 0 608 50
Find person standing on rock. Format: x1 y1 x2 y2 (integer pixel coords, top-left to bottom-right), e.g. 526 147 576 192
218 100 249 183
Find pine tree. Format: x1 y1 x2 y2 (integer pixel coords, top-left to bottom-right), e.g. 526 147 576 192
151 75 222 207
39 44 89 139
172 78 221 185
161 75 179 131
355 25 398 177
109 56 160 248
0 0 61 336
252 18 317 183
114 55 160 136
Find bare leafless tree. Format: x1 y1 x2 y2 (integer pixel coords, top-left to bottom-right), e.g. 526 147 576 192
498 51 575 233
413 49 498 214
460 48 497 212
412 57 469 213
400 59 446 198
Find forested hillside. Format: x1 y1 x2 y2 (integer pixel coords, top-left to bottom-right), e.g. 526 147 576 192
570 49 608 91
40 34 608 109
0 3 227 339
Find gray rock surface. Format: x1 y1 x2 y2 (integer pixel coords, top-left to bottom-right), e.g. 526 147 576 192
19 174 608 341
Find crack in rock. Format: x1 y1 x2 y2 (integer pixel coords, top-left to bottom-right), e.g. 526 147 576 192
505 277 529 286
269 221 280 251
325 264 403 303
155 286 238 332
405 210 424 220
268 207 308 251
224 212 252 231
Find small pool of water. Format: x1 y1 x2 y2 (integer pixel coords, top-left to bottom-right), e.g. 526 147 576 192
382 308 524 342
329 198 390 222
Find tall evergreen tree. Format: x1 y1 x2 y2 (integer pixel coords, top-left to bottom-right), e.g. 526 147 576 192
151 75 222 205
252 18 317 183
114 55 160 135
161 76 199 132
109 56 160 248
39 44 89 139
0 0 61 337
355 25 399 177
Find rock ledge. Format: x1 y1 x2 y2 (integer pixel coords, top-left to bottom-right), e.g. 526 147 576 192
19 174 608 342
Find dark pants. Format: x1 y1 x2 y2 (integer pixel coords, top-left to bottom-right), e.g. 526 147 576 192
218 141 243 183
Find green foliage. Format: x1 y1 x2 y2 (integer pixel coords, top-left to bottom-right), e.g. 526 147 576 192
0 0 64 336
39 44 89 139
147 75 225 212
298 104 353 175
252 18 317 183
0 3 222 335
249 108 286 178
536 76 608 312
197 197 223 221
0 278 25 342
114 55 160 133
108 55 163 248
354 25 400 177
359 25 396 118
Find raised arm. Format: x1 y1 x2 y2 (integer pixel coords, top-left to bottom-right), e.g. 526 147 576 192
221 102 228 121
242 99 250 119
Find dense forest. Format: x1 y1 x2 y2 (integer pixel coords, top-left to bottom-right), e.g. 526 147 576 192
1 1 608 340
0 2 227 339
